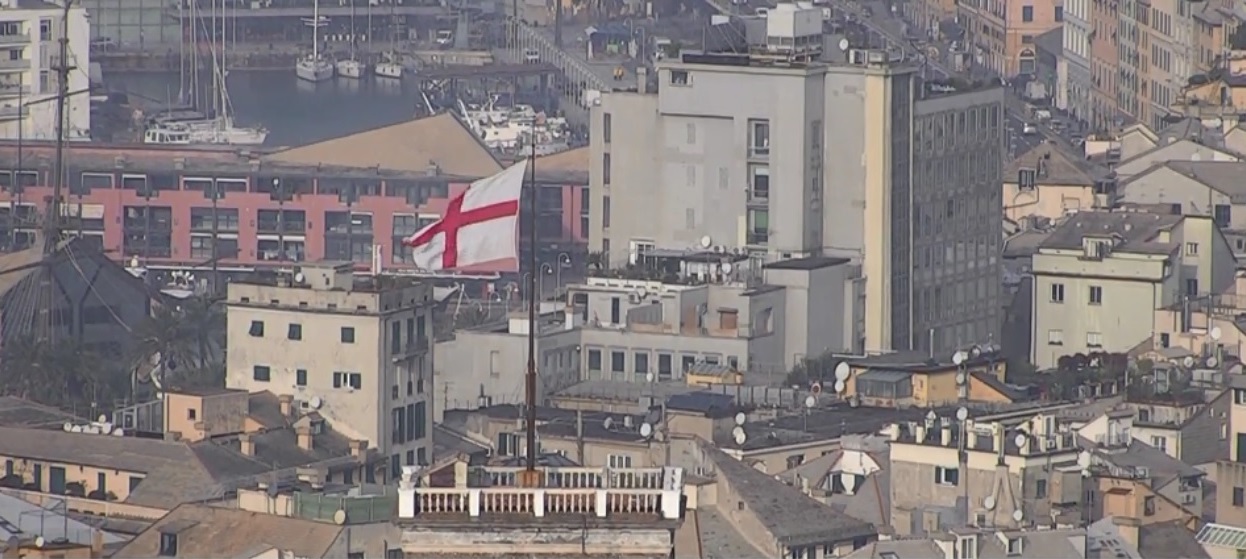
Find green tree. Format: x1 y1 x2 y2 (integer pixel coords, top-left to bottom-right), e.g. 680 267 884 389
129 296 225 390
786 352 845 386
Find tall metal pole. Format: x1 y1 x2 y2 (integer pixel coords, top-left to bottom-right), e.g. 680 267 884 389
42 0 73 342
13 71 22 251
211 182 219 294
523 133 539 479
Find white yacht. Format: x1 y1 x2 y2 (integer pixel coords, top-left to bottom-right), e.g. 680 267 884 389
375 57 403 79
336 58 364 79
144 119 268 145
143 125 191 144
296 0 334 82
336 0 364 79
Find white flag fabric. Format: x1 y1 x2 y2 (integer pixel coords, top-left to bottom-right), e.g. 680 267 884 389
403 159 528 271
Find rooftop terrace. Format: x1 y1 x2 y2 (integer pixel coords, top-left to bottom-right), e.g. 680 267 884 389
396 465 684 524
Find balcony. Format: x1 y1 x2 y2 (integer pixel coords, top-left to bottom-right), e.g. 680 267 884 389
0 105 24 119
0 33 29 45
391 336 430 362
746 232 769 245
0 84 29 96
398 465 683 520
257 219 307 235
0 59 30 71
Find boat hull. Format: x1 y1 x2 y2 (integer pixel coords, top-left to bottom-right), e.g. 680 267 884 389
297 62 335 82
375 62 403 79
336 60 364 79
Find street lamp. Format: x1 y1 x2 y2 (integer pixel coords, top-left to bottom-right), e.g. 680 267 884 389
540 262 554 297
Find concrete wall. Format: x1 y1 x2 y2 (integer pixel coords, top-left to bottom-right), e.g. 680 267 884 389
434 324 581 415
400 525 674 556
225 281 434 461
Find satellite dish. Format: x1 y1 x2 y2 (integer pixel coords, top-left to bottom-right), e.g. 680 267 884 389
810 381 822 395
34 536 45 548
640 423 653 438
113 428 125 437
984 495 996 510
1012 509 1024 522
309 396 323 409
732 426 747 446
699 235 713 248
952 351 967 365
129 256 139 268
956 407 968 421
1211 326 1223 341
71 425 83 433
333 509 348 525
926 410 938 422
98 414 107 423
955 372 966 385
833 380 846 393
1183 356 1196 368
637 287 649 298
734 412 747 425
721 263 734 274
62 422 72 432
603 417 615 430
1077 450 1091 469
971 346 982 358
1014 433 1028 448
295 272 306 284
834 362 850 381
1208 356 1220 368
804 395 816 408
837 37 849 51
646 372 655 383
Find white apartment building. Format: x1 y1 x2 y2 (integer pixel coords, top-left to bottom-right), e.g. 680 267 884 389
1062 0 1092 121
225 262 435 477
1030 211 1234 369
589 7 1004 354
0 0 90 141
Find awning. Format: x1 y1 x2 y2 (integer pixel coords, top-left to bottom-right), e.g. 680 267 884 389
856 370 913 383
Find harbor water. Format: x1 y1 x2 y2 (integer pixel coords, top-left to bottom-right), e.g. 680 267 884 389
105 70 424 147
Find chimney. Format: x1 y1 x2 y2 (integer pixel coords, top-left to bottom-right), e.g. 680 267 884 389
350 439 368 460
914 422 927 443
297 426 314 451
92 528 105 557
278 394 294 417
941 424 952 446
240 433 256 456
637 66 648 94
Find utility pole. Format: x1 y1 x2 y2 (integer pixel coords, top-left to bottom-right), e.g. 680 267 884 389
40 0 73 342
210 181 220 295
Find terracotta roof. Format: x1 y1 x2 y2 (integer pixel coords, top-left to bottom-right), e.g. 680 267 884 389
536 146 589 173
265 112 502 179
112 504 344 558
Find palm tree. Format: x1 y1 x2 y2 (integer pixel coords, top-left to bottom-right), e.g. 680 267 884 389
130 296 226 390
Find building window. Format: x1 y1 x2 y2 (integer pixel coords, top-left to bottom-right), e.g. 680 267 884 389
188 408 196 420
611 351 625 373
158 533 178 557
1048 329 1064 345
1143 495 1156 516
1054 5 1063 20
588 349 602 372
288 323 302 340
1151 436 1168 452
748 209 769 245
341 327 355 343
1021 34 1034 43
1050 283 1064 303
658 353 673 378
1035 479 1047 498
749 119 770 157
1089 285 1102 305
607 454 633 468
1022 5 1033 20
1233 487 1244 507
669 70 690 86
1216 204 1232 226
749 165 770 201
635 352 649 374
333 372 362 390
296 369 307 386
1087 331 1103 348
253 365 271 382
602 153 611 185
1187 278 1199 296
1186 242 1199 256
249 320 264 337
1159 333 1170 348
935 466 959 485
603 112 612 144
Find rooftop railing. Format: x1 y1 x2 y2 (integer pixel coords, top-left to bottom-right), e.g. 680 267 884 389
397 466 683 520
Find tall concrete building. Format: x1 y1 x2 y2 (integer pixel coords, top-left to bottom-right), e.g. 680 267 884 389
224 262 435 476
1062 0 1092 122
0 0 90 141
589 6 1004 354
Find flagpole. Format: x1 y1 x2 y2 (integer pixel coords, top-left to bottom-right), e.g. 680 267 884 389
521 130 541 484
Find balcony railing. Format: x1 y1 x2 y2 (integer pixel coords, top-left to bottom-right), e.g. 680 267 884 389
391 336 429 362
0 59 31 70
397 466 683 520
0 34 29 45
0 84 29 96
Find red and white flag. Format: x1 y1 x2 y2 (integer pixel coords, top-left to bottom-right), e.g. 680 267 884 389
403 159 528 271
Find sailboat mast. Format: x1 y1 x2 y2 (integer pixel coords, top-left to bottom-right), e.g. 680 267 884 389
312 0 320 59
349 0 356 59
